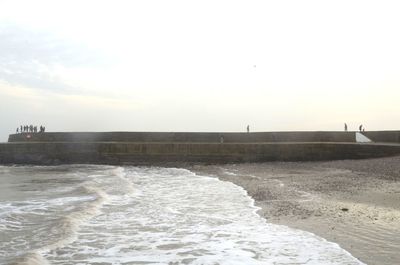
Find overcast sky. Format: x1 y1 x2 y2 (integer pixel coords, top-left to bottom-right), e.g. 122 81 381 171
1 0 400 141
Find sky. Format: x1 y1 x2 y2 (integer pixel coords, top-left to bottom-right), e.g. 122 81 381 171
1 0 400 142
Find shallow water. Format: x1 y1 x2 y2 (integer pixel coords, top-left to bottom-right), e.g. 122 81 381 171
0 165 364 264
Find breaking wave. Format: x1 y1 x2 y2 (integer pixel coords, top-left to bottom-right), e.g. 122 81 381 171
0 165 364 264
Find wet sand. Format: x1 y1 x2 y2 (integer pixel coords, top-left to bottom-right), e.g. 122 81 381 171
190 156 400 265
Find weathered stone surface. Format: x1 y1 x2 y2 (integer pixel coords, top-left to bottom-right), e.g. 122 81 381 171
3 131 400 165
8 131 356 143
1 141 400 165
363 130 400 143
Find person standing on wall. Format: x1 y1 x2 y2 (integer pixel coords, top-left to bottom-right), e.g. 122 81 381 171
247 125 250 133
344 123 348 131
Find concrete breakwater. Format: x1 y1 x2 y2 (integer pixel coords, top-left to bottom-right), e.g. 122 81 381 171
1 131 400 165
363 130 400 143
8 131 356 143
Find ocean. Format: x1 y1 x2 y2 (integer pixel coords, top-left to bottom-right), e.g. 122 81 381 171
0 165 364 265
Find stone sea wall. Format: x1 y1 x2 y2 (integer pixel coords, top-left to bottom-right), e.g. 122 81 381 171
2 131 400 165
1 142 400 165
363 131 400 143
8 131 356 143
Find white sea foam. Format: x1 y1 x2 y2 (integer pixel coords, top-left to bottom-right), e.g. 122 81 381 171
0 165 11 173
43 167 364 265
0 165 118 264
224 170 238 176
1 165 364 265
12 251 51 265
37 185 110 253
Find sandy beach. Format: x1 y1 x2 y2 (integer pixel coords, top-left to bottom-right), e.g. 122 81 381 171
190 156 400 265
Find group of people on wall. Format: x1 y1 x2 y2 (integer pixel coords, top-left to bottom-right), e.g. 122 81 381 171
344 123 366 132
16 125 46 134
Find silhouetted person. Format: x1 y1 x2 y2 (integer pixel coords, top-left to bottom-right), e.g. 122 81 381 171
16 128 19 134
344 123 348 131
20 125 23 133
247 125 250 133
359 124 363 132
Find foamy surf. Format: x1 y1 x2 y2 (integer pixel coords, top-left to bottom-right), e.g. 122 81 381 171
11 252 50 265
0 166 122 264
37 184 110 253
0 165 364 264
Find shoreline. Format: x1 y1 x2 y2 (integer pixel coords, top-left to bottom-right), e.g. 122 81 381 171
190 156 400 265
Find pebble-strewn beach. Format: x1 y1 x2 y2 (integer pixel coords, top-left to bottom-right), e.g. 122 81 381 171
191 156 400 265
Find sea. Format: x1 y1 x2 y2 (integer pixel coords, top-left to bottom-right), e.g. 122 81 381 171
0 165 364 265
